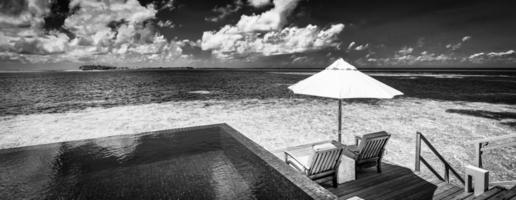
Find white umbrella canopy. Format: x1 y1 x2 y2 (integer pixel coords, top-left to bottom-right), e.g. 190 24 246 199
288 58 403 143
288 58 403 99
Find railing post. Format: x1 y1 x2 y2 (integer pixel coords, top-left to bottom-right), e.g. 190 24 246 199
465 165 489 196
475 142 483 168
415 132 421 172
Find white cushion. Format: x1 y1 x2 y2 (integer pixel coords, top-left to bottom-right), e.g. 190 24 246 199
312 143 336 151
287 153 312 170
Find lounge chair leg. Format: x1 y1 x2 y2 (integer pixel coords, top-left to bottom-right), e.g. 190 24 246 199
332 175 338 188
377 161 382 173
355 167 358 180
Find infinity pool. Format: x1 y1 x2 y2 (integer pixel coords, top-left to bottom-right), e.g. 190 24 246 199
0 124 335 200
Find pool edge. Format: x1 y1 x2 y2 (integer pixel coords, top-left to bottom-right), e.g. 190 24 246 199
218 123 337 200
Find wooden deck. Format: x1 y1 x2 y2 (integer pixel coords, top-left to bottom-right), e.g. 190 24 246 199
273 149 466 199
272 141 516 200
322 162 464 200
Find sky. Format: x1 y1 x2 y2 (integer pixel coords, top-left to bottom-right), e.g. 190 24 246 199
1 0 516 71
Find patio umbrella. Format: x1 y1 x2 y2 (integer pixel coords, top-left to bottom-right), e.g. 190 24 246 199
288 58 403 143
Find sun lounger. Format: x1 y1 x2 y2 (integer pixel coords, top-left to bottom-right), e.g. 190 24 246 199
343 131 391 179
284 141 344 187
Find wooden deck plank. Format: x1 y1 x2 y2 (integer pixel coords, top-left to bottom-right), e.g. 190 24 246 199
440 188 466 200
488 185 516 200
383 177 443 200
321 162 471 200
429 183 457 199
338 173 424 199
434 185 464 200
450 191 473 200
326 164 410 196
461 186 505 200
375 178 436 200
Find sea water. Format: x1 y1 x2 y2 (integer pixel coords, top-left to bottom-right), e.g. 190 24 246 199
1 69 515 116
0 69 515 185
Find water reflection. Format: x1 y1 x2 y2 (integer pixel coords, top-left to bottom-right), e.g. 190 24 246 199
0 127 313 200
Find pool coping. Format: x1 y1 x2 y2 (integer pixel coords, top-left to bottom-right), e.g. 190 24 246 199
217 123 337 200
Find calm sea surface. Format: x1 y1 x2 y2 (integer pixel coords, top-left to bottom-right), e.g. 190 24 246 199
1 70 516 116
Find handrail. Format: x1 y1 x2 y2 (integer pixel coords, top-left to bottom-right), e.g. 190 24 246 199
468 134 516 168
469 134 516 144
415 132 465 185
491 180 516 185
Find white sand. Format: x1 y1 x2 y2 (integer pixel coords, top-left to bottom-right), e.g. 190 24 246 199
1 97 515 182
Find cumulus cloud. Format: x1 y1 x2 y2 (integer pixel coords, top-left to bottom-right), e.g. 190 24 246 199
248 0 272 7
202 24 344 59
236 0 301 32
398 46 414 55
468 50 516 64
13 32 70 55
290 55 310 64
0 0 50 28
345 41 368 51
364 43 516 66
347 42 356 50
469 50 515 59
0 0 187 65
354 44 368 51
205 0 243 22
365 46 456 66
201 0 344 59
157 20 174 28
487 50 515 57
446 35 472 51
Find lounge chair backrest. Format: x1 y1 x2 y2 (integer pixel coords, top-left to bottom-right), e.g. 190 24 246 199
307 147 343 176
357 131 390 161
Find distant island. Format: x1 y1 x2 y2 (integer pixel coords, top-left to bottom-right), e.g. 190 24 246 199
136 66 195 70
79 65 195 71
79 65 128 71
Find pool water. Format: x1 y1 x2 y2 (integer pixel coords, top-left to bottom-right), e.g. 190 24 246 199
0 124 334 200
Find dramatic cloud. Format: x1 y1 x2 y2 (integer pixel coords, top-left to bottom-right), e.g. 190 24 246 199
236 0 301 32
205 0 243 23
202 24 344 59
248 0 272 8
0 0 188 65
201 0 344 59
2 0 516 69
0 0 50 28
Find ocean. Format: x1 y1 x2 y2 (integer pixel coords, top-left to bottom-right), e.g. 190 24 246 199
1 69 515 116
0 69 515 184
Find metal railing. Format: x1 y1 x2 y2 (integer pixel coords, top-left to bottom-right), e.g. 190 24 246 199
415 132 465 185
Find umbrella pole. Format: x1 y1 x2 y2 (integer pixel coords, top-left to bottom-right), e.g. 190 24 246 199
338 99 342 143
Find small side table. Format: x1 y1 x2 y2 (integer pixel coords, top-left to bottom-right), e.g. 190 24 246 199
338 154 356 184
